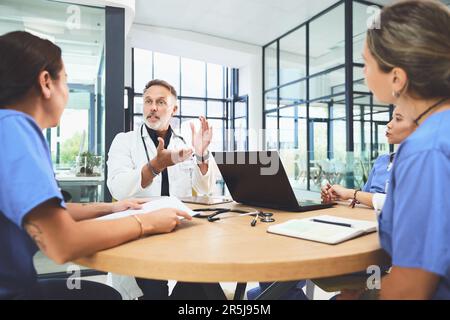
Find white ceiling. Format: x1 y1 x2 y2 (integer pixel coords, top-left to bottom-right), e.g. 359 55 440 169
134 0 391 46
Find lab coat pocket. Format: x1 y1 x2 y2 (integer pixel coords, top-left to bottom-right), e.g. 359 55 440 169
172 160 195 196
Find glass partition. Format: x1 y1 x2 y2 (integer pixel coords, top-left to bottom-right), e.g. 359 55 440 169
263 0 390 191
279 27 306 85
264 42 278 90
309 3 345 74
0 0 106 202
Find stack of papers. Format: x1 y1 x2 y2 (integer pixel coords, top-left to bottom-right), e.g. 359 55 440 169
97 196 196 221
267 215 377 244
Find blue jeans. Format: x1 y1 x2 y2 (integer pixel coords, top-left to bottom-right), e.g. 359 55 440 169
247 281 308 300
14 279 121 300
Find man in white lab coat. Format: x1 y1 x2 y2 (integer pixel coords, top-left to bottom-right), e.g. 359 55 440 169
106 79 217 299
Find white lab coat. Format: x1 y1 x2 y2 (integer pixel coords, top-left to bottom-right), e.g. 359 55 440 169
107 124 215 200
106 124 217 299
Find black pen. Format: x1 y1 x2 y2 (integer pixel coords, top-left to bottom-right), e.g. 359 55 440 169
311 218 352 228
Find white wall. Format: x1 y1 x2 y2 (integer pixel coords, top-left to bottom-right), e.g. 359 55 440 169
127 24 263 150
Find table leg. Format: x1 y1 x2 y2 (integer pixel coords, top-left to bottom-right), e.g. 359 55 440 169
233 283 247 300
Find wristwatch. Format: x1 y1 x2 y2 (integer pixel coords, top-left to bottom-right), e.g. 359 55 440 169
195 150 210 163
147 162 160 177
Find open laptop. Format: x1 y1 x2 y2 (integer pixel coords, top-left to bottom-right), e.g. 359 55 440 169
212 151 334 212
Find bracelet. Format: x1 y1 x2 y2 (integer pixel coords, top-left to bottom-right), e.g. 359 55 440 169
147 161 160 177
349 189 361 208
131 214 144 238
195 150 210 163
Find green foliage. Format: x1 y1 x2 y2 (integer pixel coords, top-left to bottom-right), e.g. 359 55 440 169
79 151 101 168
76 151 101 176
60 132 84 166
360 160 369 185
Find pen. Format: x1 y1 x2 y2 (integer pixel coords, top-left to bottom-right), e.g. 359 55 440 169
311 218 352 228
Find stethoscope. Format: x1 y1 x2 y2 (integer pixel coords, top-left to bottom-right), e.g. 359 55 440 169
140 123 187 162
192 208 275 223
139 123 277 225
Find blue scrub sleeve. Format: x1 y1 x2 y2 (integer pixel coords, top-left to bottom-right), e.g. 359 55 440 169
0 116 65 229
391 150 450 277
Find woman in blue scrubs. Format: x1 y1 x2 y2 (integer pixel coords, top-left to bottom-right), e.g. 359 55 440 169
0 31 192 299
343 0 450 299
321 106 416 210
247 106 416 300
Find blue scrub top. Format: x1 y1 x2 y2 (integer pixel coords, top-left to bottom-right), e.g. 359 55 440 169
363 154 391 194
0 110 65 299
380 109 450 300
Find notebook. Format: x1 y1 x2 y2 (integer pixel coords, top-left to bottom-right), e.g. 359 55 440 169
97 196 197 221
267 215 378 245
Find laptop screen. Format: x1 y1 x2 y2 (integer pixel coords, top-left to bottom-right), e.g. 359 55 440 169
212 151 301 211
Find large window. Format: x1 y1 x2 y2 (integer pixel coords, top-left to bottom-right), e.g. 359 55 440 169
132 49 248 152
263 0 392 191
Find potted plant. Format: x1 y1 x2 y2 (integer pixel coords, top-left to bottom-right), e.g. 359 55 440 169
75 151 102 177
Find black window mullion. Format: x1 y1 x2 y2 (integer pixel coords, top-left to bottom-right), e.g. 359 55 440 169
276 39 280 150
306 22 311 191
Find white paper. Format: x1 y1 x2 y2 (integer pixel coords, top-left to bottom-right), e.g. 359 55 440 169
97 196 196 221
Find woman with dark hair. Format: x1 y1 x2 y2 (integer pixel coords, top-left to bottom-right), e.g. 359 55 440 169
0 31 192 300
342 0 450 299
321 105 416 212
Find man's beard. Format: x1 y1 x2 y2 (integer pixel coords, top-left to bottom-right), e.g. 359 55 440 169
144 113 170 131
144 118 162 130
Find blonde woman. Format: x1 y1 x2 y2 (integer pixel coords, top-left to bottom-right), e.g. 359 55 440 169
341 0 450 299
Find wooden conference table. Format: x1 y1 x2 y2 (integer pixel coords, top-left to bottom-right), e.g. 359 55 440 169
75 202 390 299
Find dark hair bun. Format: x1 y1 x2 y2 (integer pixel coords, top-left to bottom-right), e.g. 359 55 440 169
0 31 62 108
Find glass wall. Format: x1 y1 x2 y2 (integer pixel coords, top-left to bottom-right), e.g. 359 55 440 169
263 0 393 191
133 49 248 153
309 4 345 74
0 0 106 200
0 0 107 276
279 27 306 85
264 42 277 90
